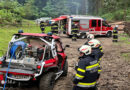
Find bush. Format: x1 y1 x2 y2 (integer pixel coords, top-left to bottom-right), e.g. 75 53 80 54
102 9 130 21
0 9 22 25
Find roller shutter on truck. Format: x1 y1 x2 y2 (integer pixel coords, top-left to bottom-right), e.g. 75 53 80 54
80 19 89 32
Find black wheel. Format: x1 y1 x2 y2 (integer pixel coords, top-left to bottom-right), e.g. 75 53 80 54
68 35 72 38
63 31 66 34
106 32 112 37
39 72 56 90
62 60 68 76
80 33 87 39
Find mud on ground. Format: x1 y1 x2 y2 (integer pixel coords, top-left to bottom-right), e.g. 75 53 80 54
53 33 130 90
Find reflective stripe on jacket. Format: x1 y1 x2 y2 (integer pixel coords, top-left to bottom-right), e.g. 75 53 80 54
73 55 99 88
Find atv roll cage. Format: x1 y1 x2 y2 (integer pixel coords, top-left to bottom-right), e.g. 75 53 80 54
0 33 61 81
6 33 59 61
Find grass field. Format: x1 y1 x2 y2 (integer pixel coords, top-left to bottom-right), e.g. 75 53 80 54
0 21 51 56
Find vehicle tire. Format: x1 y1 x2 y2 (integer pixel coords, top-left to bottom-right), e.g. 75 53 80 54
68 35 72 38
80 33 87 39
63 31 66 34
62 60 68 76
106 31 112 37
39 72 56 90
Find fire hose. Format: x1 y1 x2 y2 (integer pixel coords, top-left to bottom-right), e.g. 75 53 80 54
3 47 16 90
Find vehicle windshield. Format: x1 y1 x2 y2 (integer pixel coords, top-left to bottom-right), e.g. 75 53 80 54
102 21 108 27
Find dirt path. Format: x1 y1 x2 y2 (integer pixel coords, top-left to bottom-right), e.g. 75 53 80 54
53 34 130 90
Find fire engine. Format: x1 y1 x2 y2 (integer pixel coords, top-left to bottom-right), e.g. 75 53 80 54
50 15 113 38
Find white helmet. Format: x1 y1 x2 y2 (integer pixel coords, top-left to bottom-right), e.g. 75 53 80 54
79 45 92 55
87 34 94 40
88 39 101 48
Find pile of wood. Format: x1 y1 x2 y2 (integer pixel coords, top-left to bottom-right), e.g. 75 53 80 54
124 22 130 36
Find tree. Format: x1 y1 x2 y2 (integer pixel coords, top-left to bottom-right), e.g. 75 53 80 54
42 0 70 17
0 0 24 24
23 0 38 19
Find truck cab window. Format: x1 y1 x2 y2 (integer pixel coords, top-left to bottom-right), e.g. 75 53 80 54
92 20 97 27
98 20 101 27
102 21 108 27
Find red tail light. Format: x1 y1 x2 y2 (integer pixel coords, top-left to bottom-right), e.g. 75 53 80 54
37 65 41 69
0 61 2 64
1 80 5 85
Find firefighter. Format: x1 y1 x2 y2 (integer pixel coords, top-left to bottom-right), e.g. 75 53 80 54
113 25 118 42
87 39 104 78
72 22 79 41
51 23 59 35
87 34 94 41
62 22 66 34
84 34 95 45
40 21 45 33
84 34 103 55
73 45 99 90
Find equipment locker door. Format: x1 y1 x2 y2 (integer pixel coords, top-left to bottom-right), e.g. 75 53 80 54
80 19 89 32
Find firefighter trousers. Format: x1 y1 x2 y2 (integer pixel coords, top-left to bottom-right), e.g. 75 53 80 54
72 30 78 41
41 27 45 33
52 30 58 35
113 33 118 42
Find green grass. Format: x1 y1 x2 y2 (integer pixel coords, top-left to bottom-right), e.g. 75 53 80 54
119 33 130 44
0 20 51 56
121 53 130 61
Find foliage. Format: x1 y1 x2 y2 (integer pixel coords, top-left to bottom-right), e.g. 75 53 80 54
41 0 69 18
0 0 70 24
22 0 39 19
102 9 130 21
100 0 130 20
0 0 23 24
0 0 130 25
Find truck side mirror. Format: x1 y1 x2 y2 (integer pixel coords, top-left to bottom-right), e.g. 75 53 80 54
64 45 70 50
108 25 111 27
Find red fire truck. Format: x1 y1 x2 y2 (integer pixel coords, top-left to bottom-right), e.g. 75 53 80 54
50 15 113 38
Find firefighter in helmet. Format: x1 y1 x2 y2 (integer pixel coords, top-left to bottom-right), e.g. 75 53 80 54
113 25 118 42
85 34 103 54
87 39 104 80
84 34 95 45
87 34 94 41
40 21 45 33
73 45 99 90
51 23 59 35
71 21 79 41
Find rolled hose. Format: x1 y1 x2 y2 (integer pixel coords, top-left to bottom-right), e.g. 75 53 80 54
10 41 26 59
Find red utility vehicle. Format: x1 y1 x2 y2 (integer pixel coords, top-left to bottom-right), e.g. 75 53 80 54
0 33 69 90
